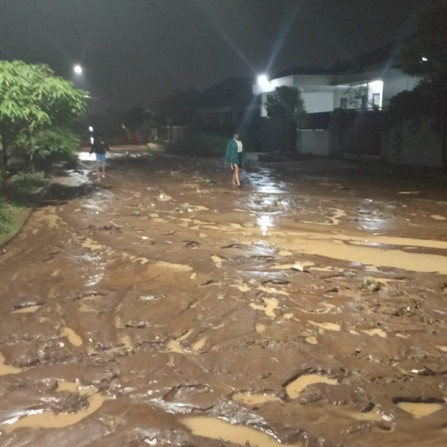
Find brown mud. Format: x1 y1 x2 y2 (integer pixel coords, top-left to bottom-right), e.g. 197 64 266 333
0 149 447 446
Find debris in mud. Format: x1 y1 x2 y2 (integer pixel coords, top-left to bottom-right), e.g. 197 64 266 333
361 276 381 292
183 240 200 248
158 192 173 201
200 279 214 286
12 300 44 310
88 223 122 232
124 321 150 329
55 392 89 414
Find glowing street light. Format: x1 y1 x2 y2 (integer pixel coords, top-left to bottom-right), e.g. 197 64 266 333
73 64 83 75
257 74 274 93
421 56 428 62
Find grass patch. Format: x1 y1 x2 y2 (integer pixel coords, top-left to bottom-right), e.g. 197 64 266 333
0 171 48 246
0 199 29 246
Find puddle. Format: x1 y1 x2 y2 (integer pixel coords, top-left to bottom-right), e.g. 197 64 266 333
431 215 446 221
278 250 293 256
82 238 105 251
119 333 134 350
167 329 193 353
233 392 280 406
180 416 301 447
79 302 98 313
0 352 22 376
256 323 266 334
435 345 447 352
271 231 447 274
191 336 208 353
60 327 83 347
285 373 338 399
258 286 289 296
305 336 318 345
150 261 193 273
344 408 383 422
361 328 387 338
235 284 251 292
211 255 224 268
395 400 443 418
1 381 105 432
250 298 279 317
309 321 341 331
35 209 63 229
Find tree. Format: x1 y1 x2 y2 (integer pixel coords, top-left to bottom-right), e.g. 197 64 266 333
265 86 306 153
156 88 200 126
0 60 86 175
390 1 447 169
122 105 144 144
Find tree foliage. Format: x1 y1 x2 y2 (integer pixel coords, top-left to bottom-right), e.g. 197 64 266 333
0 60 86 175
265 86 306 123
390 1 447 167
265 86 306 153
156 88 200 126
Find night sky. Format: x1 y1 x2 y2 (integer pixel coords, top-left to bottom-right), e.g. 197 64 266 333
0 0 429 112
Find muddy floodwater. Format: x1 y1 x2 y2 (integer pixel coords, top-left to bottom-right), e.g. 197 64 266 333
1 150 447 447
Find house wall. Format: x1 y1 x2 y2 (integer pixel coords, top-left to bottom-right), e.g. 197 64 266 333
298 130 330 156
302 92 334 114
382 121 442 168
254 69 419 118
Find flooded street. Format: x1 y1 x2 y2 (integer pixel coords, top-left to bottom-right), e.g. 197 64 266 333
1 150 447 447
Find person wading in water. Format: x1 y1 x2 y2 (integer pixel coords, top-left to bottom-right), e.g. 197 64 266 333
90 134 109 180
225 132 244 187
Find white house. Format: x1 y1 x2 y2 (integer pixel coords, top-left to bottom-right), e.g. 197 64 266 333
253 47 419 116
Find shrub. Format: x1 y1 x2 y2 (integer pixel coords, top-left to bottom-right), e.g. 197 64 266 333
167 132 227 157
7 171 46 204
0 198 14 233
16 127 81 170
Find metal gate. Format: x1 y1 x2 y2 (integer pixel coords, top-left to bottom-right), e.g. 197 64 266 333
329 109 385 157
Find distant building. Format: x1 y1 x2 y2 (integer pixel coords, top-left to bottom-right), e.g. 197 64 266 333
253 46 418 116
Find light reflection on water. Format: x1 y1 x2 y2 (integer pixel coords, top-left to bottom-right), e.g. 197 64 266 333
257 215 274 236
78 151 95 162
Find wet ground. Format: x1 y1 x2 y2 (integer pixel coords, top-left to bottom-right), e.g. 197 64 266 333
1 148 447 447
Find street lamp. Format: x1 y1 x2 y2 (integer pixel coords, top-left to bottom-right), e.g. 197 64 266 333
73 64 83 75
257 74 272 92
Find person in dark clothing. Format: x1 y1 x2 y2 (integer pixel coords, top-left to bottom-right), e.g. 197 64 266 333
90 134 109 179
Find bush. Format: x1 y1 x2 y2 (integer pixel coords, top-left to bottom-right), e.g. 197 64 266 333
0 198 14 233
15 127 81 171
167 132 227 157
7 171 46 204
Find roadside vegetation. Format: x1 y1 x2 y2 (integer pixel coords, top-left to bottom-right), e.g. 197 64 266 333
0 60 87 244
166 131 228 157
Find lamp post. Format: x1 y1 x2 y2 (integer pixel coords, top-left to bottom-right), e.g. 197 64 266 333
73 64 83 75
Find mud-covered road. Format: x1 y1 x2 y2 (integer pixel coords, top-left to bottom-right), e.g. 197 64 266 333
1 149 447 447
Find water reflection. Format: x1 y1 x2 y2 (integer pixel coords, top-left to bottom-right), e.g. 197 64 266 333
257 215 273 236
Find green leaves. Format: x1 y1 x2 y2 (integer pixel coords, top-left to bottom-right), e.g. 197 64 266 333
0 60 87 173
265 86 306 122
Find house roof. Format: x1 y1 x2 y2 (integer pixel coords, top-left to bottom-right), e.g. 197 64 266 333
331 44 402 74
272 66 329 78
